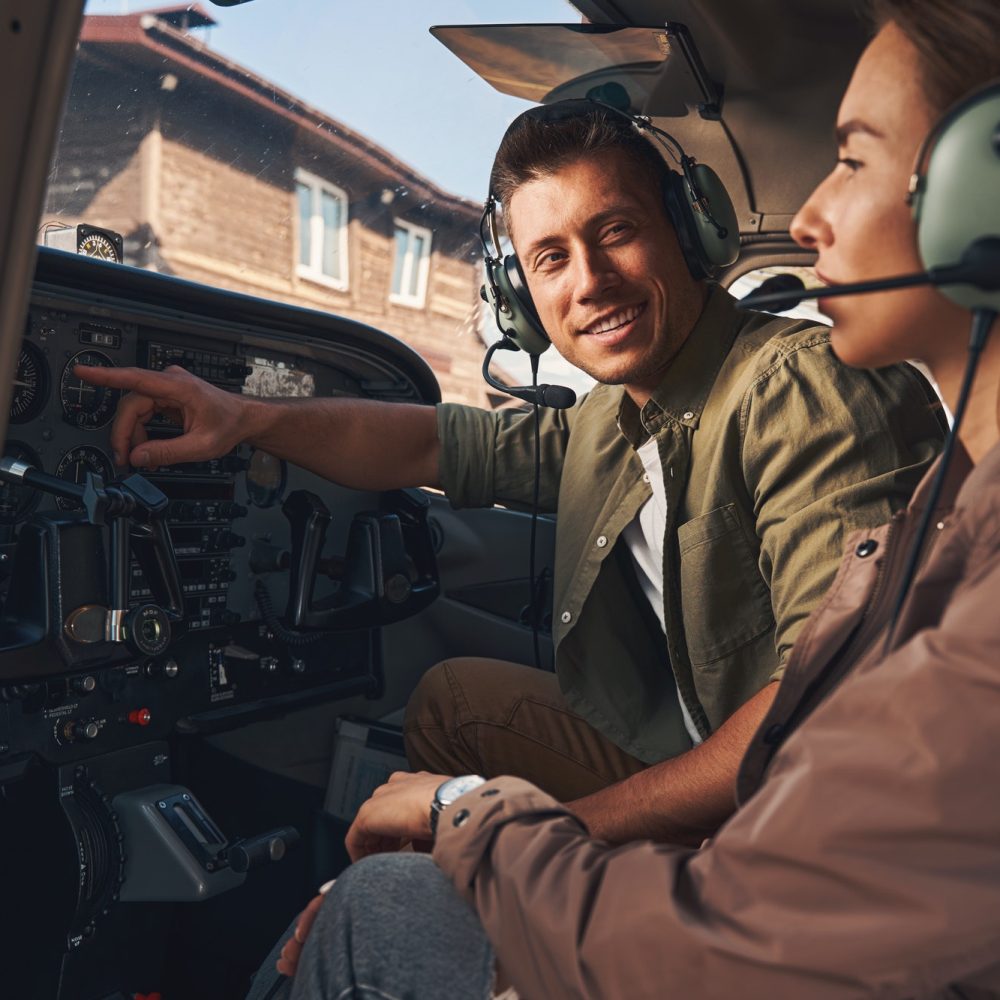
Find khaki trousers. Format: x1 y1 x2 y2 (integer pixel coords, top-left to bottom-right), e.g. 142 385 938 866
403 658 647 801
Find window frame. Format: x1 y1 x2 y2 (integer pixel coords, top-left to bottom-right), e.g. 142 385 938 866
390 217 433 308
294 167 349 291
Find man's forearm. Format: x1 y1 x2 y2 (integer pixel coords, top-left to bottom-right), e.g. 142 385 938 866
244 396 443 492
567 681 779 845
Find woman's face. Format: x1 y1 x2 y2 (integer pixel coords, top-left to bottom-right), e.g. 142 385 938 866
790 21 968 368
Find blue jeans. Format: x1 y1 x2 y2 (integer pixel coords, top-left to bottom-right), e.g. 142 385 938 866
246 853 495 1000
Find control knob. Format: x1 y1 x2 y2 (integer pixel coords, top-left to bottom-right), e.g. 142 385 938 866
71 675 97 695
63 719 100 742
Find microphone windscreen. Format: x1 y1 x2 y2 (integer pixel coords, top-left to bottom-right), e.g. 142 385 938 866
539 384 577 409
740 273 806 311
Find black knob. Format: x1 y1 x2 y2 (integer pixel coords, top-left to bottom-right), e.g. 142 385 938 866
71 675 97 695
227 826 300 873
63 719 100 742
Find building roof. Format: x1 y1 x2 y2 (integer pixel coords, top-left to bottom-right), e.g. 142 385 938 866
80 7 482 226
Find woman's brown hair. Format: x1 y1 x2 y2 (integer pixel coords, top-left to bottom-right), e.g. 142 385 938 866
871 0 1000 113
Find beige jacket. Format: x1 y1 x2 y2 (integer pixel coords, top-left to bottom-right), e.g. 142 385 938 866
434 443 1000 999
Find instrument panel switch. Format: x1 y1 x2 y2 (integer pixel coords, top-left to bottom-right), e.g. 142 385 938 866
127 707 152 727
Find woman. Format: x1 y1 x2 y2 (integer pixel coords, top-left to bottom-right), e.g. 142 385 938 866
251 2 1000 996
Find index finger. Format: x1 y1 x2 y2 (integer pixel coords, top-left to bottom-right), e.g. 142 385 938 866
73 364 186 397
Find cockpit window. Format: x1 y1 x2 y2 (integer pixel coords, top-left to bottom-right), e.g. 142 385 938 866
40 0 582 406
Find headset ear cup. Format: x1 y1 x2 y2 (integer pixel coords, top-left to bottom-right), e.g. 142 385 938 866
916 84 1000 312
492 255 550 356
663 166 740 280
687 163 740 269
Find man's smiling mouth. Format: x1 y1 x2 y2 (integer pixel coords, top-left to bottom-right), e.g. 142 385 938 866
583 303 646 335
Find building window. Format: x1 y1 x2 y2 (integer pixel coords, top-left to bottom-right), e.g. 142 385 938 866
295 168 348 289
390 219 432 307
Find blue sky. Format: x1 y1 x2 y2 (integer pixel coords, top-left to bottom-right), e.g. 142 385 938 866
84 0 576 200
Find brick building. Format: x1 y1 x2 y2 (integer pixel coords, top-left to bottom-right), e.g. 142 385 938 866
42 5 498 406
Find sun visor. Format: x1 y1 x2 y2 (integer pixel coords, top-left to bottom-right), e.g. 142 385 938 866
429 22 721 119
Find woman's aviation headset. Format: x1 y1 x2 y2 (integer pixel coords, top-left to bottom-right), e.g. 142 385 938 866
479 97 741 406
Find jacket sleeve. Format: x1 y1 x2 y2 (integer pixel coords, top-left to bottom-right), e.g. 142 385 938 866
742 345 943 674
434 541 1000 999
436 400 577 512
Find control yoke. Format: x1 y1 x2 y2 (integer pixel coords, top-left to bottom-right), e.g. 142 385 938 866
282 487 439 631
0 458 184 659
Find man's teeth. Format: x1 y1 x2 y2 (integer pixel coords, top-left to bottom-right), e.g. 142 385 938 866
588 305 641 334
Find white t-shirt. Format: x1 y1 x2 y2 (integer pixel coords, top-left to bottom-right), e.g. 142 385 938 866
620 437 703 746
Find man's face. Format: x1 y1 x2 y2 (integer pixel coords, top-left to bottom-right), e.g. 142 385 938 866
507 150 705 404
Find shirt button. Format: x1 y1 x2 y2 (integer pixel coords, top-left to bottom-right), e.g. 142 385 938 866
560 611 572 624
642 473 650 483
683 410 695 420
596 535 608 548
855 539 878 558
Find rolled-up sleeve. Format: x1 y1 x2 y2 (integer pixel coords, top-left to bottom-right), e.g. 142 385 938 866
436 401 576 512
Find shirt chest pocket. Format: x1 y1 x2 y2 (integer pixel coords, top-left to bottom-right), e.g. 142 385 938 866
676 503 774 666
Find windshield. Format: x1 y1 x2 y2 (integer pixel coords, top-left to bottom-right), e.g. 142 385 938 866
40 0 592 406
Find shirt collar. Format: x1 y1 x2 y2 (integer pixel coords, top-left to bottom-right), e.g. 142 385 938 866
616 284 742 442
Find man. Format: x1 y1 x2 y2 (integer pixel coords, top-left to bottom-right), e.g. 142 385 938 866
79 104 942 847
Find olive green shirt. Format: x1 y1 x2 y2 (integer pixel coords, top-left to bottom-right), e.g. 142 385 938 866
437 287 944 762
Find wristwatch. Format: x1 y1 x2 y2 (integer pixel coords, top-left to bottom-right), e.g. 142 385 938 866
430 774 486 837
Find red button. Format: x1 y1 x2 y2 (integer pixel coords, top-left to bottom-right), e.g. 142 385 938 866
128 707 152 726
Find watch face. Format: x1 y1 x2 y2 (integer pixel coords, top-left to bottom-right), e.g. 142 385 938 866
437 774 486 808
78 231 121 262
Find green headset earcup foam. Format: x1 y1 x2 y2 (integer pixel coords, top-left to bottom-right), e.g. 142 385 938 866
915 85 1000 312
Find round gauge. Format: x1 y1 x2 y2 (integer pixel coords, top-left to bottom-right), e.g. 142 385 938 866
9 342 49 424
79 232 121 262
55 445 115 511
0 442 42 524
246 449 287 508
61 350 120 429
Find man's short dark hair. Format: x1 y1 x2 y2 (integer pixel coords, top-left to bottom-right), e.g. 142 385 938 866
489 105 673 231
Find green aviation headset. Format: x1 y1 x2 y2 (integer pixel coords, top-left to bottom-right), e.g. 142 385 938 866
479 98 741 358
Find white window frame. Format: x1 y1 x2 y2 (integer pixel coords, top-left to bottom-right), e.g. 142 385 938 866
390 218 432 308
295 167 349 290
